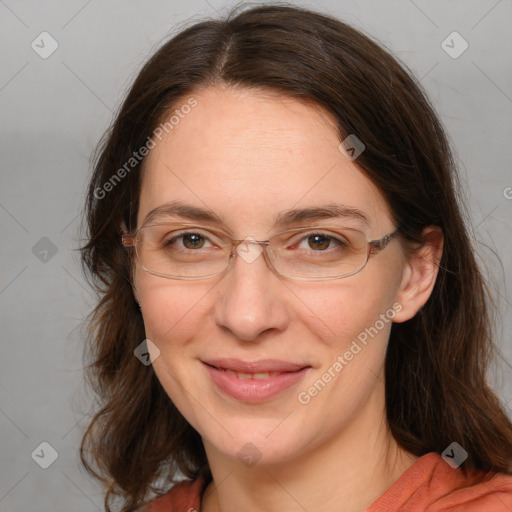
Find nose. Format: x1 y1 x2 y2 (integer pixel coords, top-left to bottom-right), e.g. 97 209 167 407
213 241 290 342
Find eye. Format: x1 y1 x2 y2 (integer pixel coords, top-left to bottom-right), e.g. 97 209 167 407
291 231 348 252
304 233 333 251
164 231 214 250
183 233 206 249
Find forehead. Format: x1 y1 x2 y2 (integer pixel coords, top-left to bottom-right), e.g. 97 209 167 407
137 86 393 234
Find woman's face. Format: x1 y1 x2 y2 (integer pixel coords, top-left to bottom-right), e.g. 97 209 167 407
134 86 410 466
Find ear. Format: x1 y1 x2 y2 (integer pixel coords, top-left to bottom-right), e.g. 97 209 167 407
393 226 444 323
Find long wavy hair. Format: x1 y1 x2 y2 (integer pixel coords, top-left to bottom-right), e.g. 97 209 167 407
79 3 512 511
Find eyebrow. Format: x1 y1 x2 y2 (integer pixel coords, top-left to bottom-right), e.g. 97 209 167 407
142 200 226 226
272 204 370 228
142 200 370 229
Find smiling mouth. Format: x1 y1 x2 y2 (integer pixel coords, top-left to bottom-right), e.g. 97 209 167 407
205 364 300 380
202 360 312 403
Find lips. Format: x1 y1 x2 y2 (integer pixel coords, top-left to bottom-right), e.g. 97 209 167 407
202 358 309 374
202 358 312 403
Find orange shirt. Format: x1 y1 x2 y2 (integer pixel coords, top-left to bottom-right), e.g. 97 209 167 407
146 452 512 511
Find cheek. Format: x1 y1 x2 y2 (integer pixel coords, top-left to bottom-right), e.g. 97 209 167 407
288 269 401 402
136 278 212 425
293 283 398 424
136 273 213 349
290 269 401 350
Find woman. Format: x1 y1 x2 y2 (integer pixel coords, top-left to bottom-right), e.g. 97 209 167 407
80 4 512 512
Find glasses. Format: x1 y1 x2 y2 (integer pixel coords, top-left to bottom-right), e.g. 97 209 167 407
122 222 399 281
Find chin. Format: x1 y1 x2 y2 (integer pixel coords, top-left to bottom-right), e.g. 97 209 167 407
199 415 315 468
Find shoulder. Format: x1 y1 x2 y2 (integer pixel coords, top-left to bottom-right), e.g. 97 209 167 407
433 469 512 512
367 452 512 512
144 476 207 512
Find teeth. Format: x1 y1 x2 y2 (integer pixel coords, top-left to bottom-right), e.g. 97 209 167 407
253 372 271 380
223 369 274 379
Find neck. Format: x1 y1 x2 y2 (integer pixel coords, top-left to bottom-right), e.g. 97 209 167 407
200 389 418 512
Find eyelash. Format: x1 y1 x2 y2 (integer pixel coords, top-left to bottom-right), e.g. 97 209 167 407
164 230 347 252
164 231 216 249
293 233 346 251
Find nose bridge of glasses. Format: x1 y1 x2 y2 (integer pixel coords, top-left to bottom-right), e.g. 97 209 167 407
231 238 269 248
228 237 274 271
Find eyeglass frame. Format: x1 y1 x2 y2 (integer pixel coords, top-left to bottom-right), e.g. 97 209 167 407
121 222 400 281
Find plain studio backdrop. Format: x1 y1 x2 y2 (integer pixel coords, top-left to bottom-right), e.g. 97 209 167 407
1 1 511 510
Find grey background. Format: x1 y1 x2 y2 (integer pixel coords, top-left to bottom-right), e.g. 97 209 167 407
1 0 511 510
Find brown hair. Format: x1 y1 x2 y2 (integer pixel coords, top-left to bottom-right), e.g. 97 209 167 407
80 3 512 511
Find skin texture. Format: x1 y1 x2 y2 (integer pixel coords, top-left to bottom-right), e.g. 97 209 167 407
133 86 443 512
